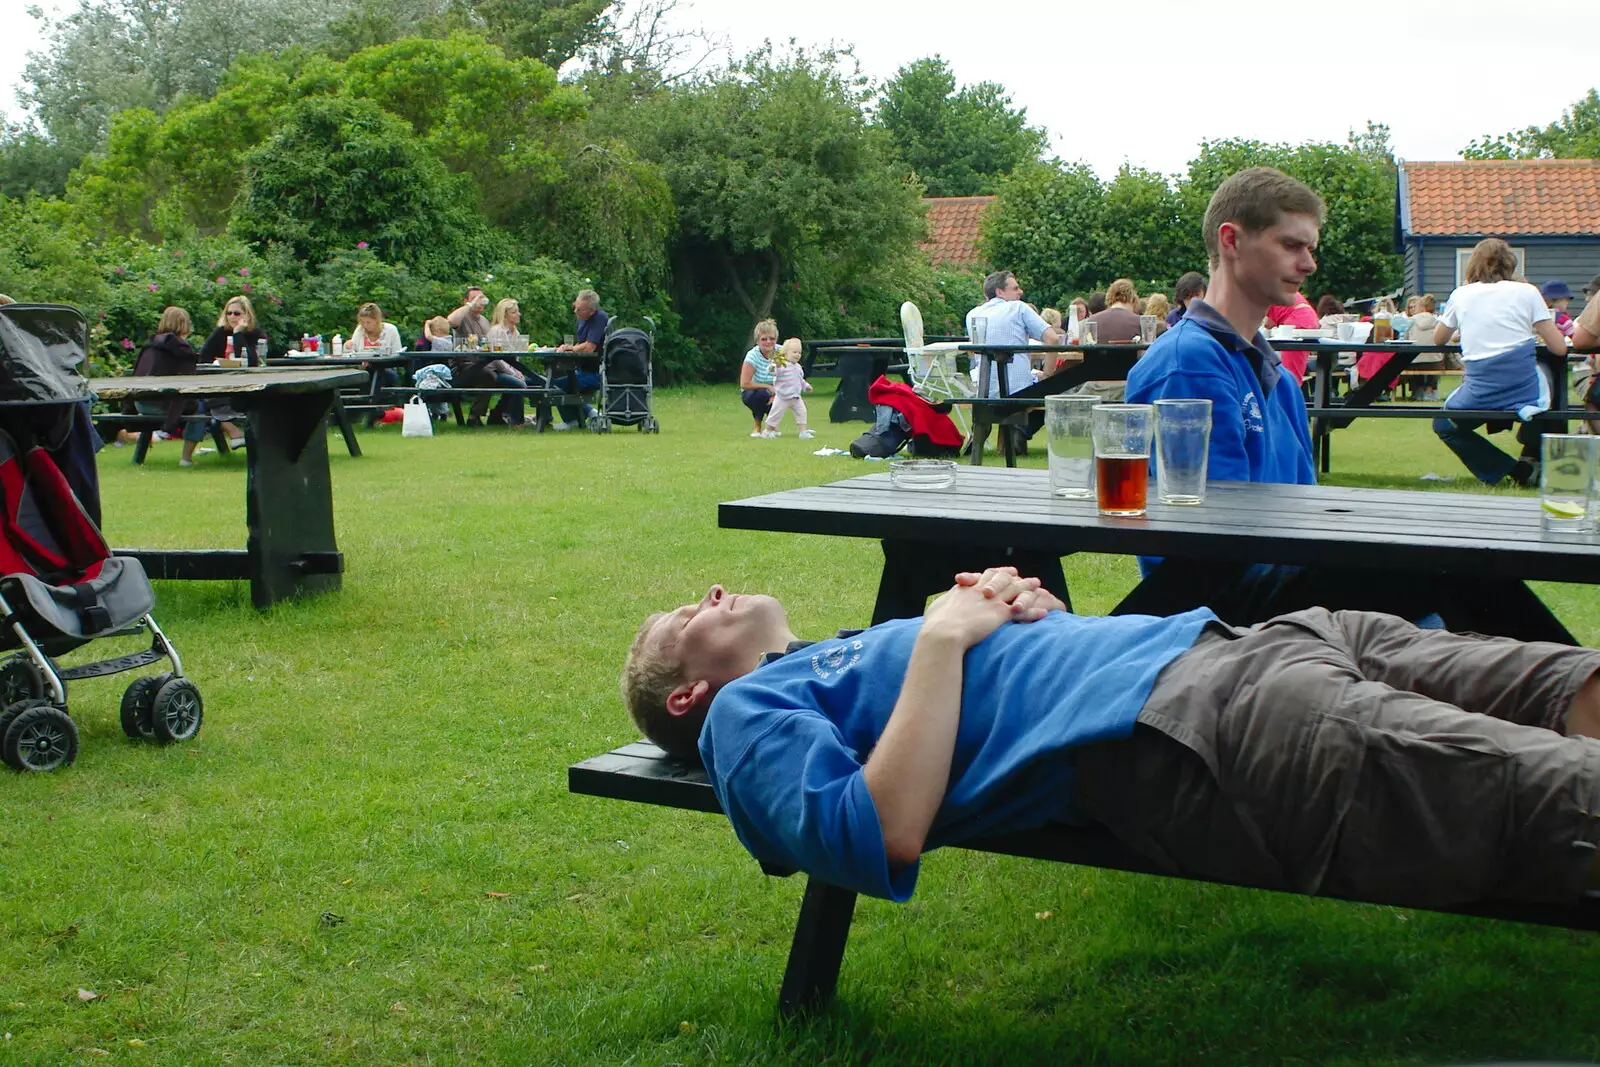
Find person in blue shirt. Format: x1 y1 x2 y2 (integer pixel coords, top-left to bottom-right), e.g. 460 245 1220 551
1121 167 1567 643
621 569 1600 907
553 288 607 426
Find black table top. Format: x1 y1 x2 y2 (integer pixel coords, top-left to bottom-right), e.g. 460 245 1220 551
94 369 369 399
720 468 1600 586
267 355 410 368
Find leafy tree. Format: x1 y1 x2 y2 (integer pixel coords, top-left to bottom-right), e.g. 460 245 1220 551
1097 165 1187 290
1463 89 1600 159
471 0 611 67
633 45 923 335
877 57 1046 197
230 95 497 270
0 122 78 199
0 195 108 309
979 161 1105 306
1175 126 1401 302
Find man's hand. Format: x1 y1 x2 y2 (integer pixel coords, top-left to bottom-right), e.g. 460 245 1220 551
922 567 1042 650
953 569 1064 621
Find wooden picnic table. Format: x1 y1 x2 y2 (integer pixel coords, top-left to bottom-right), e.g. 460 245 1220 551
955 344 1146 466
1305 341 1584 473
93 368 366 608
719 466 1600 637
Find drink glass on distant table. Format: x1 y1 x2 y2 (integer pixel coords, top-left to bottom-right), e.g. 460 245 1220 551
1045 394 1100 499
1154 399 1212 505
1091 403 1153 516
1139 315 1160 344
1078 320 1098 346
1540 434 1598 534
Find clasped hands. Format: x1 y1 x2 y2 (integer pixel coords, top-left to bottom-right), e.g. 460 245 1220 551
921 566 1065 650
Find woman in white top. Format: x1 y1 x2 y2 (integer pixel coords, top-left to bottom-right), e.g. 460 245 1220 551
347 302 403 357
1431 239 1567 486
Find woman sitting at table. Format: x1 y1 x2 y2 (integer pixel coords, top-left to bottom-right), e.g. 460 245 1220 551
1086 279 1141 343
452 299 530 427
200 295 267 366
1432 239 1567 487
130 306 222 468
347 302 404 425
1405 293 1443 400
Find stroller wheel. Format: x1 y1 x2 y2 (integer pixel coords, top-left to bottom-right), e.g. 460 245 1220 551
0 655 48 708
644 417 660 434
120 673 169 740
151 677 203 743
2 703 78 771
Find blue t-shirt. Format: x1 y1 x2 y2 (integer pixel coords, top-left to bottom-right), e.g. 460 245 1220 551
575 308 609 348
700 608 1216 902
1127 299 1315 488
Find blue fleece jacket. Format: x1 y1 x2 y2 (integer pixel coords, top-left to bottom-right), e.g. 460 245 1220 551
1125 299 1316 487
699 608 1215 902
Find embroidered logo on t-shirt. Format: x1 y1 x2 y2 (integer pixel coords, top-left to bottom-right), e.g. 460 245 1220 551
811 640 864 680
1242 392 1265 434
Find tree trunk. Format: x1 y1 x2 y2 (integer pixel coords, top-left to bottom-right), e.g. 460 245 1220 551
718 246 783 324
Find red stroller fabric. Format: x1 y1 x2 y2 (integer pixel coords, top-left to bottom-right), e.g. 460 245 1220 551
0 432 108 582
867 376 965 448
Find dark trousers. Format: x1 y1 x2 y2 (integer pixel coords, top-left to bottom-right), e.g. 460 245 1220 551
742 388 772 422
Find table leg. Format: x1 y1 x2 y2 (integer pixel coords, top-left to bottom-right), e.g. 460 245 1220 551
777 878 857 1017
329 396 363 458
967 416 989 466
238 390 346 609
874 539 1070 624
132 431 153 466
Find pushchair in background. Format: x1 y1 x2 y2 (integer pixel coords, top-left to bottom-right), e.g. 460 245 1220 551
0 304 201 771
587 317 660 434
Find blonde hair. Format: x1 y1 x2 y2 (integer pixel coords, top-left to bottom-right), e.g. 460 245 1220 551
350 302 383 343
491 298 519 330
753 319 778 342
775 337 804 366
1405 296 1421 315
157 306 192 337
216 295 256 330
1420 293 1437 312
1145 293 1171 320
1464 239 1518 285
1106 278 1139 307
619 613 704 761
0 294 14 305
1040 307 1062 328
425 316 451 338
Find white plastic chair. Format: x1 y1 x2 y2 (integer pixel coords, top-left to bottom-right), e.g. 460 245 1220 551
900 301 971 434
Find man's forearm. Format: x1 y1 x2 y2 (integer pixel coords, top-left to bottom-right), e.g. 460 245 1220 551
447 306 470 327
863 630 964 867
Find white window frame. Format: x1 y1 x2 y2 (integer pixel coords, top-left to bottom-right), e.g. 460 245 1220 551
1455 245 1526 287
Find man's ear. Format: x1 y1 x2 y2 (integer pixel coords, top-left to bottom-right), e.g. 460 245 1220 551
666 680 711 718
1216 221 1241 260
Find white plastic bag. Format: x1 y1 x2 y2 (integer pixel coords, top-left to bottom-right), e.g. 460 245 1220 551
401 395 433 438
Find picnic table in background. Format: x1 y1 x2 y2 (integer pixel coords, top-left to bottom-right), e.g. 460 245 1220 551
93 368 365 609
1305 341 1583 473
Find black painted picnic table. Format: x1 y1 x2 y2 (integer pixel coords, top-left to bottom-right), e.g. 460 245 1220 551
955 344 1146 466
1305 341 1583 473
719 467 1600 636
94 368 366 608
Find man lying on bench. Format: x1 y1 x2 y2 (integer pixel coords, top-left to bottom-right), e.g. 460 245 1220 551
620 568 1600 908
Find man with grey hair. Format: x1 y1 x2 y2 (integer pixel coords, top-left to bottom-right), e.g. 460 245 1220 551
554 288 608 427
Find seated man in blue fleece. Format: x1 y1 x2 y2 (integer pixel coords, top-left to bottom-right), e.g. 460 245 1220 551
621 571 1600 904
1122 167 1565 642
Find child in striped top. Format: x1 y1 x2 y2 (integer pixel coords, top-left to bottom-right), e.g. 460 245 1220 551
763 337 814 439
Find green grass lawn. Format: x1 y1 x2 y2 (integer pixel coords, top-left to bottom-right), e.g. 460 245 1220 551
1 383 1597 1065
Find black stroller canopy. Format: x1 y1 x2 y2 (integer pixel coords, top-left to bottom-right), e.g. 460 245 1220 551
0 305 90 404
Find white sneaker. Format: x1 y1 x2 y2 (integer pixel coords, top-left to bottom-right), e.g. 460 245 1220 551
552 421 570 431
195 446 216 456
749 431 763 438
761 430 780 438
228 438 247 450
797 429 816 439
178 458 195 468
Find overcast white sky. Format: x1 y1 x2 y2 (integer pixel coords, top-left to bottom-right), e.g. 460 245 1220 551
3 0 1593 178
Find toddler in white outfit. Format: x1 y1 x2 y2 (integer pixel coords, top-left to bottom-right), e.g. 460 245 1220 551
763 338 814 438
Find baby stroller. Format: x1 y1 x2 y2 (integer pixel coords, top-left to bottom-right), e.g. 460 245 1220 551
587 317 660 434
0 304 200 772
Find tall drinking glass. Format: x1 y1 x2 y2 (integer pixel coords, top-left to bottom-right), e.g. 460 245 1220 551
1091 404 1154 516
1154 399 1212 505
1046 394 1100 498
1139 315 1160 343
1078 319 1099 346
1540 434 1597 534
969 316 988 344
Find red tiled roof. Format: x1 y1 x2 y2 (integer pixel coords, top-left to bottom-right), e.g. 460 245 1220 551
921 196 995 268
1402 159 1600 236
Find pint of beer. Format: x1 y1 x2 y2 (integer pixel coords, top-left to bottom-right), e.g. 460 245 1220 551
1091 404 1155 516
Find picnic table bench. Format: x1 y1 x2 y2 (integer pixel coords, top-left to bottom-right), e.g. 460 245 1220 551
93 368 365 608
572 469 1600 1015
958 343 1147 466
1305 341 1583 474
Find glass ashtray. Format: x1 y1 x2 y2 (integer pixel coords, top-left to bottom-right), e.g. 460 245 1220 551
889 458 957 490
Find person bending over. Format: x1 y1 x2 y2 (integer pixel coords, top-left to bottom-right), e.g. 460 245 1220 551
621 568 1600 908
